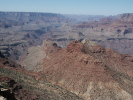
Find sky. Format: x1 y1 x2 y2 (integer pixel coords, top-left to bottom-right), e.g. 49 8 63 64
0 0 133 15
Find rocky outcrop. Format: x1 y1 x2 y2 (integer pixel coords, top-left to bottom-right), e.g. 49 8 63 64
0 76 20 100
18 40 61 71
35 39 133 100
0 50 82 100
18 46 46 71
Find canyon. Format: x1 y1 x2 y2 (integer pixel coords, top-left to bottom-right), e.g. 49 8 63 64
0 39 133 99
0 11 133 99
1 12 133 62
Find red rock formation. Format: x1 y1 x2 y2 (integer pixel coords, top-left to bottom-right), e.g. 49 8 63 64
35 39 133 100
0 50 82 100
42 40 61 55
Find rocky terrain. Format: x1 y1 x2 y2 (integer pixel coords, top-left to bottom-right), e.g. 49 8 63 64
34 39 133 100
18 40 61 70
0 11 133 99
0 38 133 99
0 11 133 64
0 51 83 100
0 11 107 68
46 13 133 56
0 11 67 61
0 12 105 60
74 13 133 55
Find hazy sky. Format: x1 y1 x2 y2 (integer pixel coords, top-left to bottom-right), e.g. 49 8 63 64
0 0 133 15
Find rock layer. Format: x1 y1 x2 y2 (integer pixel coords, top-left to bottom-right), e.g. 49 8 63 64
35 39 133 100
0 50 82 100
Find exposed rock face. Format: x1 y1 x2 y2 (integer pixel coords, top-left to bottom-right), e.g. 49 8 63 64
35 39 133 100
76 13 133 34
0 75 59 100
63 14 106 22
1 11 133 64
0 12 65 24
42 40 61 55
71 13 133 56
0 11 67 61
18 40 61 71
0 51 82 100
0 76 21 100
18 46 46 71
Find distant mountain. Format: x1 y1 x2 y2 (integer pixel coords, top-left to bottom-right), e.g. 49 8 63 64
0 11 65 23
63 14 106 22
